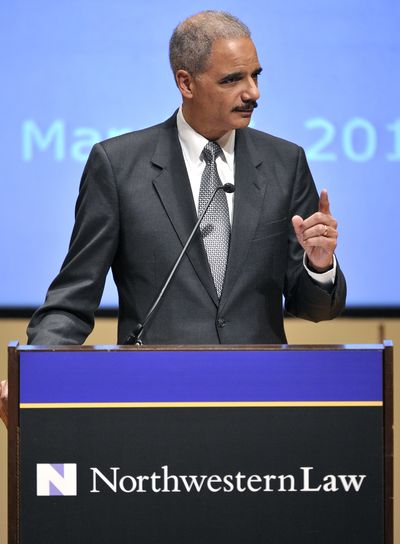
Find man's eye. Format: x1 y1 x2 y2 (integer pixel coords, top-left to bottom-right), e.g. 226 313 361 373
221 76 240 84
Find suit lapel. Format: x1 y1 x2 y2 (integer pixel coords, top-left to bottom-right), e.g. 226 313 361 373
151 114 219 307
219 129 267 311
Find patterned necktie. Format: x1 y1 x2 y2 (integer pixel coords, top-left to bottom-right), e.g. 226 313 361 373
198 141 231 298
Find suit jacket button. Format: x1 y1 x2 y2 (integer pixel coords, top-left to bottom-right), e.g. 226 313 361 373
217 318 225 328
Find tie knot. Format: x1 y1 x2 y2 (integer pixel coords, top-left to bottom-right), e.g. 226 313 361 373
201 141 223 164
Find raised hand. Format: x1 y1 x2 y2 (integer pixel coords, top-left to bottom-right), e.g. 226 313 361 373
292 189 338 272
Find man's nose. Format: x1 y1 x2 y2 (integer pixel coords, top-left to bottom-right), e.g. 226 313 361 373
242 77 260 102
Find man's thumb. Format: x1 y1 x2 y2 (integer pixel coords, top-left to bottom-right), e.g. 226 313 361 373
292 215 304 234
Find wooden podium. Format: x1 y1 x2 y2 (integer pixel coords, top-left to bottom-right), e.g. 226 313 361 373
8 343 393 543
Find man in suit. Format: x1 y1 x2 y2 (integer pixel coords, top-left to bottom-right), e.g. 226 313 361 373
1 11 345 425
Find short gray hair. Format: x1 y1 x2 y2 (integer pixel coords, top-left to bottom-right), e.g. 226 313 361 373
169 11 251 77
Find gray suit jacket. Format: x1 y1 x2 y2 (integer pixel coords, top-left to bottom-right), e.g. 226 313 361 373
27 112 346 345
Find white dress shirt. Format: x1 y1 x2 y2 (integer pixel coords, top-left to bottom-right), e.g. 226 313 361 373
176 106 336 286
177 107 235 224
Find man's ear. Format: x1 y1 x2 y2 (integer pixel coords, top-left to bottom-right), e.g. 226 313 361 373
175 70 194 98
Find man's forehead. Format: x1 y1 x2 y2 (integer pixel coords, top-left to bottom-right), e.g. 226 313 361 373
208 37 260 70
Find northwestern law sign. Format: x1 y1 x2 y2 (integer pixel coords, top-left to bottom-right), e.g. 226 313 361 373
8 344 392 544
89 465 367 494
37 464 367 496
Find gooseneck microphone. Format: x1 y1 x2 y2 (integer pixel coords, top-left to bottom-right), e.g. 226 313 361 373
124 182 235 345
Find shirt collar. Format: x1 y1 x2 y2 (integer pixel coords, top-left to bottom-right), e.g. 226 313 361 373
177 106 235 170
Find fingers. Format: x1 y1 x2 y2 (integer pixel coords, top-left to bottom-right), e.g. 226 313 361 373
300 219 338 254
291 215 305 248
292 189 338 270
301 211 337 231
319 189 330 214
292 189 338 265
295 191 335 231
0 379 8 428
292 213 337 242
298 224 337 250
291 215 304 233
302 232 337 251
302 223 338 243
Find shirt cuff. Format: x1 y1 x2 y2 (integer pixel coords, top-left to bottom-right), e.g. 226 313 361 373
303 253 336 286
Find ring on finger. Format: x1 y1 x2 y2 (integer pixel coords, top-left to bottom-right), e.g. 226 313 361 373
322 225 328 237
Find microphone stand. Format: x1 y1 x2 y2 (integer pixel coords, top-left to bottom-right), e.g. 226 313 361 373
124 183 235 345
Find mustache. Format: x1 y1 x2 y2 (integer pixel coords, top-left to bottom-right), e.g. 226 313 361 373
233 101 258 112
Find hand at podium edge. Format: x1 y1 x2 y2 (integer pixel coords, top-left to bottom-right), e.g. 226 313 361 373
0 379 8 429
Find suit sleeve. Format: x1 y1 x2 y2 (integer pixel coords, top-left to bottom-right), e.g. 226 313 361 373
27 143 120 344
283 146 346 321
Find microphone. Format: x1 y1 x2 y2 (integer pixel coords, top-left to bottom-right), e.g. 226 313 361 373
124 182 235 345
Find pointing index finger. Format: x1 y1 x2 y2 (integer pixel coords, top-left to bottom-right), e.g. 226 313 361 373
319 189 330 214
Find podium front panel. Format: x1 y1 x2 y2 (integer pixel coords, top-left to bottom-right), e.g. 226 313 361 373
14 346 387 544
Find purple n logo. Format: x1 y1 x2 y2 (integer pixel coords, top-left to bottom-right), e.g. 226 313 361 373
36 463 77 496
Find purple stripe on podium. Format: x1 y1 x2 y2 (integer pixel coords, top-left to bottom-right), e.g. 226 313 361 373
20 349 382 404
